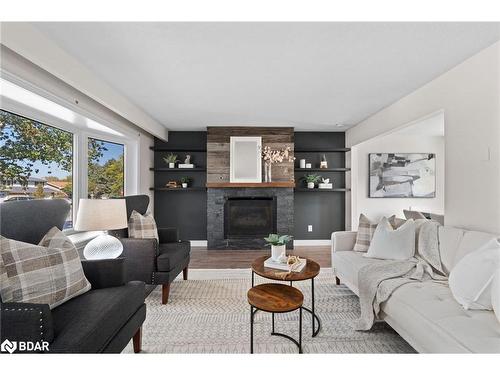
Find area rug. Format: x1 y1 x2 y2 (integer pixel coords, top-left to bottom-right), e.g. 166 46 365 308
123 268 415 353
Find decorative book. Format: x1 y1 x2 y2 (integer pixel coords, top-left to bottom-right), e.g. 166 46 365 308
263 257 306 272
178 164 194 168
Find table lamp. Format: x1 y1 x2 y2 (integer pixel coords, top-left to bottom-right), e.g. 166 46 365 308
75 198 128 260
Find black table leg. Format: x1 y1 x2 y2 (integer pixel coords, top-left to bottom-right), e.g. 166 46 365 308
250 306 254 354
252 271 254 287
299 307 303 353
311 277 315 336
272 312 275 334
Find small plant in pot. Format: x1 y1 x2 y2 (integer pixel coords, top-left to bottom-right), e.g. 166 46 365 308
264 234 293 262
302 174 321 189
163 153 178 168
180 176 191 188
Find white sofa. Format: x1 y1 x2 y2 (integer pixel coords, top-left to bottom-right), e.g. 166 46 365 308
331 226 500 353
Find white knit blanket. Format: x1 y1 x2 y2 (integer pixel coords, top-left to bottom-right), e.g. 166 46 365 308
355 220 448 331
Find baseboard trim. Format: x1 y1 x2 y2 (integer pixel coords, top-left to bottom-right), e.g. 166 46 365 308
294 240 331 246
190 240 208 247
190 240 330 247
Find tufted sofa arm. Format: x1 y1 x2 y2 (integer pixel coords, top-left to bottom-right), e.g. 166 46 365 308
0 302 54 348
331 231 357 255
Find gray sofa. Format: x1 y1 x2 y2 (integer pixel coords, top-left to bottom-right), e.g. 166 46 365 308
0 199 146 353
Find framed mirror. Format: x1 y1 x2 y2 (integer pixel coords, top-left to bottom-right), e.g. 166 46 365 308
230 136 262 183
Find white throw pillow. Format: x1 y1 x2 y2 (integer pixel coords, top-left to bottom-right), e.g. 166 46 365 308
364 217 416 260
492 270 500 323
449 238 500 310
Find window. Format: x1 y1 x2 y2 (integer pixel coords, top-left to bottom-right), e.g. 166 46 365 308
87 138 125 199
0 109 74 228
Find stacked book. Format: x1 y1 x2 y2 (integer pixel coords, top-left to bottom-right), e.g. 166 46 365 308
263 257 306 272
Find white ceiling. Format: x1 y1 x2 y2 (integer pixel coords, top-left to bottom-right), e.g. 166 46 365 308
32 22 500 132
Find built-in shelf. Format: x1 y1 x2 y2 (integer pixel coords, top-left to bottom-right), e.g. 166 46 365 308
294 188 351 192
294 168 350 172
206 182 295 188
294 148 350 153
150 167 207 172
150 147 207 152
150 187 207 192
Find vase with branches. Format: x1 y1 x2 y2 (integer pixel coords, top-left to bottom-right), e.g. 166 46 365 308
261 145 294 182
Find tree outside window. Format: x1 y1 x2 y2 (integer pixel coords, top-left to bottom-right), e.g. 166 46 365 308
0 109 74 228
87 138 124 199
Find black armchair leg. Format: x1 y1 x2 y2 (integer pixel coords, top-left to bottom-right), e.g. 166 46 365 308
162 283 170 304
183 267 188 280
133 326 142 353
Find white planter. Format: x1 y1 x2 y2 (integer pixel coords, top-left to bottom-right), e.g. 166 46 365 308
182 183 188 188
307 182 315 189
169 162 175 168
271 244 286 262
299 159 306 168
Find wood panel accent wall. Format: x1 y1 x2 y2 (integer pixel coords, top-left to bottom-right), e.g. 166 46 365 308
207 127 294 183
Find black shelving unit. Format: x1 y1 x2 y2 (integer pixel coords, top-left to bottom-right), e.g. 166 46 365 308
150 187 207 192
294 188 351 192
294 148 350 153
294 168 350 172
150 167 207 172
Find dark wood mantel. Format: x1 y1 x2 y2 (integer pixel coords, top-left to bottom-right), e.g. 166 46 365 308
206 182 295 188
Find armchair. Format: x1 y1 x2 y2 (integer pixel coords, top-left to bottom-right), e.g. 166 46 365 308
113 195 190 304
0 199 146 353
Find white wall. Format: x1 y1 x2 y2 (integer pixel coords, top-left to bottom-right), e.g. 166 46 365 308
351 134 445 229
347 41 500 234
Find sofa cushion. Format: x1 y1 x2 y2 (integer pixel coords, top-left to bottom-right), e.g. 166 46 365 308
438 226 464 274
157 241 190 272
332 251 385 294
0 229 91 309
128 210 159 241
381 281 500 353
454 230 499 268
353 214 397 252
449 238 500 310
365 218 416 260
50 281 144 353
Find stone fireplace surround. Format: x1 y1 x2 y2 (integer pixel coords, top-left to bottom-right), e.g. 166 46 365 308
207 187 294 250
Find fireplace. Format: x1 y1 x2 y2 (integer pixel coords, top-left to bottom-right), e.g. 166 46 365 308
207 187 293 249
224 197 277 239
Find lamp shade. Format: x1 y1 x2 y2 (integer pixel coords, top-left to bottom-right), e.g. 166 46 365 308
75 199 127 231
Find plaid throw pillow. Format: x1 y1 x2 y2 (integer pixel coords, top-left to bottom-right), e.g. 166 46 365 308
353 214 398 252
0 227 91 309
128 210 159 241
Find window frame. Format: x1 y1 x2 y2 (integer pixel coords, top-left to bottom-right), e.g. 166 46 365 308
1 81 139 234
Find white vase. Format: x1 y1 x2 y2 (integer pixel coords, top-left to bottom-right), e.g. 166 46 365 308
182 183 188 188
299 159 306 168
169 162 175 168
271 244 286 262
307 182 315 189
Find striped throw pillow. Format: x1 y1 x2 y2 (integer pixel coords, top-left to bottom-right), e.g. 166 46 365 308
353 214 398 252
0 227 91 309
128 210 159 241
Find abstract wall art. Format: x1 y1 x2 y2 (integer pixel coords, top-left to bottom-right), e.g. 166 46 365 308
369 153 436 198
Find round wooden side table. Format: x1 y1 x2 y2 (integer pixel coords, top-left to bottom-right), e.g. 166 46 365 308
247 283 304 354
251 255 321 337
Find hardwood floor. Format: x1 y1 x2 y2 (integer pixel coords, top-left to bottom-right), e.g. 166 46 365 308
189 246 331 269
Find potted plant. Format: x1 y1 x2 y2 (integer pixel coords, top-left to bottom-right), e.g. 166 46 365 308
180 176 191 188
163 153 178 168
301 174 321 189
264 234 293 262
